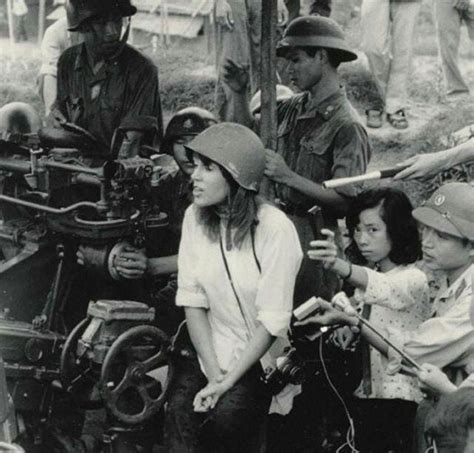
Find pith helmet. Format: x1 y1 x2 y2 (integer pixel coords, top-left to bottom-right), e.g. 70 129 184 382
413 182 474 242
276 15 357 62
66 0 137 31
185 122 266 192
249 84 294 115
162 107 217 155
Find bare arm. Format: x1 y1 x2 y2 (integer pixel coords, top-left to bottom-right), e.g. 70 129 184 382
194 324 274 411
394 138 474 180
185 307 222 382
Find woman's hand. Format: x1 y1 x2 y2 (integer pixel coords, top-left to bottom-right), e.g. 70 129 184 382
307 229 342 270
331 326 358 350
193 374 231 413
416 363 457 395
114 246 148 279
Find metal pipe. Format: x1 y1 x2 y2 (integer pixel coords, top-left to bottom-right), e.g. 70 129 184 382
41 160 102 176
0 194 99 215
74 173 102 186
0 158 31 174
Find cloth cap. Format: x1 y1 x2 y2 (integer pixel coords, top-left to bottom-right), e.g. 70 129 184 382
412 182 474 242
276 15 357 62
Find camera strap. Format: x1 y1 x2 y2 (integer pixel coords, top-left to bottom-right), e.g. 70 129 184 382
219 227 260 337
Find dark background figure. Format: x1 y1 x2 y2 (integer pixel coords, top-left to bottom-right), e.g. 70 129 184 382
12 0 29 42
285 0 332 22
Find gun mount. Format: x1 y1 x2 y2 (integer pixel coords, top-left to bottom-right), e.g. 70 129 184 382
0 115 179 450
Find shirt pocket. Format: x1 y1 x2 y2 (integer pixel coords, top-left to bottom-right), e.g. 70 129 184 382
295 136 331 182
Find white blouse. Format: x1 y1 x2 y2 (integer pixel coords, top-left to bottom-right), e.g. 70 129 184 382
176 203 303 413
352 264 432 403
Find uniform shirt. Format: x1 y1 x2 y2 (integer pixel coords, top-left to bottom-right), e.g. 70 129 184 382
176 203 303 414
352 264 432 402
275 88 371 213
401 264 474 385
274 88 371 304
56 43 163 150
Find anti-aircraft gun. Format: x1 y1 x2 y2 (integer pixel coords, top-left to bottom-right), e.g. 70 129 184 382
0 106 178 451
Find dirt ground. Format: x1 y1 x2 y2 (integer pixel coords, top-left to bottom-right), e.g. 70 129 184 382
0 1 473 205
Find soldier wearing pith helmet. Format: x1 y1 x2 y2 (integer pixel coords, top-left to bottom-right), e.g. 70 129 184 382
224 15 371 304
50 0 163 156
223 14 372 451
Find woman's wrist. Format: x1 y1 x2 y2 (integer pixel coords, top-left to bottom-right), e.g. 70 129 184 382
332 258 352 278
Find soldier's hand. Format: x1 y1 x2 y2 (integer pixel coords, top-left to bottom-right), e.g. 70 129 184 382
46 107 67 128
222 58 250 94
215 0 234 30
277 0 289 25
114 247 148 279
416 363 457 395
264 149 294 184
454 0 469 10
394 153 448 180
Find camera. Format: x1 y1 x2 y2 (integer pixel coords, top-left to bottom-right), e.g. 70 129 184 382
261 347 305 395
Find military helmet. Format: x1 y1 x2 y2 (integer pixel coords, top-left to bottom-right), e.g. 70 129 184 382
412 182 474 242
276 15 357 62
185 122 266 192
66 0 137 31
162 107 217 155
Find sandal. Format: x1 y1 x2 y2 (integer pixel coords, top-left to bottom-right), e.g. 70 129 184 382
365 108 383 129
386 109 409 130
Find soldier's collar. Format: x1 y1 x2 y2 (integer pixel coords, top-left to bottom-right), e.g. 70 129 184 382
438 264 472 302
300 87 345 120
74 43 125 74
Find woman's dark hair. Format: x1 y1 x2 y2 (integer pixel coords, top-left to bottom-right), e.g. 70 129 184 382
345 187 422 265
188 152 262 249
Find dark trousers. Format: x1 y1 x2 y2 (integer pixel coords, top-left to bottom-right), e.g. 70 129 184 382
165 356 271 453
355 398 418 453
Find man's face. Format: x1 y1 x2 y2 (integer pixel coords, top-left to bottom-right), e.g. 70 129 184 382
285 48 324 91
82 14 124 58
421 226 472 273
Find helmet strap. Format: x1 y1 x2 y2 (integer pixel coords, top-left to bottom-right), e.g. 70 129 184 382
104 17 131 62
225 194 234 251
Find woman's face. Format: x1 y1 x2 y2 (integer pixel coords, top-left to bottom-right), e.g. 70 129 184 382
191 155 230 208
353 205 392 266
172 135 195 176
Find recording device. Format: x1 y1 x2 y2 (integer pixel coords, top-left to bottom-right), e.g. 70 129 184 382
261 347 305 395
307 205 324 240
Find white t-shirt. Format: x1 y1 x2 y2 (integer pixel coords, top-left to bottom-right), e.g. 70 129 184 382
177 203 303 414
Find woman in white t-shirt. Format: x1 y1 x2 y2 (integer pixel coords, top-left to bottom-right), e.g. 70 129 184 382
164 123 302 452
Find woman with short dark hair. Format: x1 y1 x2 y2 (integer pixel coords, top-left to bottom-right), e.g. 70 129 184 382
307 187 432 453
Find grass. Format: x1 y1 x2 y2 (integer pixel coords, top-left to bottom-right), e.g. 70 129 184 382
0 2 472 206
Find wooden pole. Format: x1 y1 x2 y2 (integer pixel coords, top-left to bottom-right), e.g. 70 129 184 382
38 0 46 44
260 0 277 198
6 0 14 48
